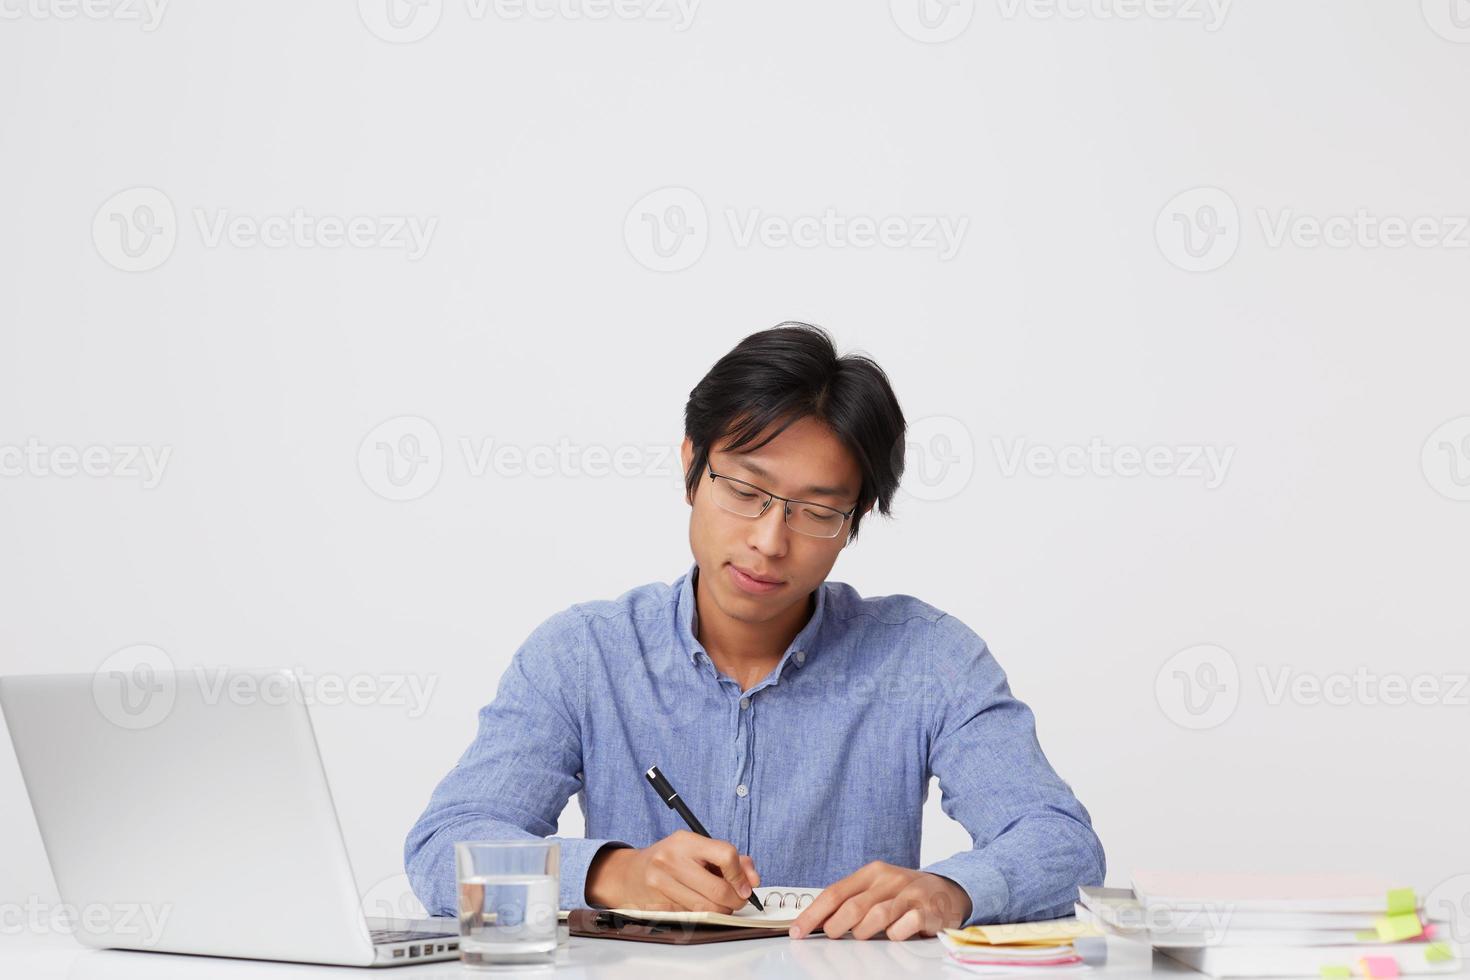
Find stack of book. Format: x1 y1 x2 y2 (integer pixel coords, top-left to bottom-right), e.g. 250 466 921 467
940 920 1101 975
1076 872 1462 979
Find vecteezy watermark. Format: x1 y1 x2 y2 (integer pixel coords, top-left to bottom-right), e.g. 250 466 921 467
623 187 708 273
1155 644 1240 730
93 644 178 730
190 667 439 719
358 416 444 502
992 437 1236 489
0 438 172 488
1257 666 1470 708
900 415 976 503
890 0 975 43
1158 186 1470 272
92 187 437 272
1257 209 1470 251
1421 0 1470 43
0 897 173 944
358 0 699 43
1422 416 1470 502
1425 873 1470 944
92 187 177 272
623 187 970 272
362 873 429 921
0 0 168 30
91 645 439 729
357 415 681 502
1157 645 1470 731
995 0 1231 31
1156 187 1241 272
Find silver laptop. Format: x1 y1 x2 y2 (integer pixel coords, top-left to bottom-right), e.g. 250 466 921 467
0 667 459 966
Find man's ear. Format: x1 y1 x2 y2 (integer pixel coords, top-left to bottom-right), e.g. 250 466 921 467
680 437 695 505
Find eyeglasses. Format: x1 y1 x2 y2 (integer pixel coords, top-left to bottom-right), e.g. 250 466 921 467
705 466 857 539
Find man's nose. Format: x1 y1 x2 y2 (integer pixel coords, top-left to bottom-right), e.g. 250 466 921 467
748 500 789 556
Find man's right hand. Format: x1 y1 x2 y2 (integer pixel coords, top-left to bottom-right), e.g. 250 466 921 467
584 830 760 912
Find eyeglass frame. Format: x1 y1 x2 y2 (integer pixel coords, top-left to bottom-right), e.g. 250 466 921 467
704 465 858 539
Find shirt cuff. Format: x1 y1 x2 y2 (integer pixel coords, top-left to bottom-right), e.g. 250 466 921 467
558 838 630 911
919 856 1010 927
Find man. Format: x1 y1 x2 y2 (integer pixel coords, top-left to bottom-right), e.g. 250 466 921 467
405 322 1104 940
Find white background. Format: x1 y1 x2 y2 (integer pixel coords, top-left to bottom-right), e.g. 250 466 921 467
3 0 1469 922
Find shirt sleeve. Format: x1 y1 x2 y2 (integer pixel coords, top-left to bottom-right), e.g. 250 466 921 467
918 613 1106 926
403 606 628 916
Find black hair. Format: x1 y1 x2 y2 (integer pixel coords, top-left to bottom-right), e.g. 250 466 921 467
682 321 907 543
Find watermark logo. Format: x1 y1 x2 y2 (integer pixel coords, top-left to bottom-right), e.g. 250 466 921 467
726 209 969 261
890 0 975 42
0 438 173 488
92 188 437 271
624 187 708 273
624 187 970 271
993 437 1235 488
0 897 172 944
1156 186 1240 272
358 416 444 502
901 415 975 502
93 187 177 273
359 0 443 42
1155 644 1239 730
0 0 169 30
1425 874 1470 944
1422 416 1470 502
92 644 177 731
995 0 1232 31
1422 0 1470 42
362 873 428 921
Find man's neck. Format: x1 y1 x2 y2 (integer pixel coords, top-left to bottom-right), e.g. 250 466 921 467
693 566 814 692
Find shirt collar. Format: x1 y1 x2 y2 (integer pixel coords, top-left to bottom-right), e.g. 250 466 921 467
675 561 827 672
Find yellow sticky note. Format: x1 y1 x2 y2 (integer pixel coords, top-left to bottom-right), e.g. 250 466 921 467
1320 966 1352 978
1356 930 1379 942
1424 943 1454 964
945 920 1101 944
1375 913 1424 943
1386 888 1416 916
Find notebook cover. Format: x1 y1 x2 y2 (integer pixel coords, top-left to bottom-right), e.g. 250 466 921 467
568 910 792 944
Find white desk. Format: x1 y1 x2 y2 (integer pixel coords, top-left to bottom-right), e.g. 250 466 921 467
0 933 1198 979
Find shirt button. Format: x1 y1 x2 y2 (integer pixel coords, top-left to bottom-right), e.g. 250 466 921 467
794 650 806 665
735 784 748 798
739 697 750 710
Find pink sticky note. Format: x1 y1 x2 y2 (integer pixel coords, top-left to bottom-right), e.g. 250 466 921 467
1360 957 1400 980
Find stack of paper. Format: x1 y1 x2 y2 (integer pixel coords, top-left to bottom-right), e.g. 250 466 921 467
1075 873 1462 979
940 919 1101 975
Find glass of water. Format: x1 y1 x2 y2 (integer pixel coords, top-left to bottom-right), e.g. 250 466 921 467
455 840 560 969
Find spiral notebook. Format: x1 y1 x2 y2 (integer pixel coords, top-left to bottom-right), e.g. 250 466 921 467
608 886 823 929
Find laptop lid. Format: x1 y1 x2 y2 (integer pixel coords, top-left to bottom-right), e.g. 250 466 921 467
0 667 379 966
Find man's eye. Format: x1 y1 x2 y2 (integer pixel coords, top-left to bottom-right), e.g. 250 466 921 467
804 509 837 522
730 488 759 500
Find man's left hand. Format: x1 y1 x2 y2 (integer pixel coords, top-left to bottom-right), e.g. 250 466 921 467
788 862 972 940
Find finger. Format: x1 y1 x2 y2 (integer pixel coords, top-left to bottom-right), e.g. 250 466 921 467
739 854 761 889
790 877 862 939
674 858 747 911
686 837 752 900
885 907 929 942
823 894 882 941
851 898 903 941
648 871 729 913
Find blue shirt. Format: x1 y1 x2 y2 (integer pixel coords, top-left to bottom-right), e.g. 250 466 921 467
404 564 1105 925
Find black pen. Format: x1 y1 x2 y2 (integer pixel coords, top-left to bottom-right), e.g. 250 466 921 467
644 764 764 912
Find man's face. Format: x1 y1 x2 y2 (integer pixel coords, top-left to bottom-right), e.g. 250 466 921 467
680 415 865 626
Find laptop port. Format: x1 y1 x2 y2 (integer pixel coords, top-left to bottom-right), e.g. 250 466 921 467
392 949 404 958
408 945 420 957
448 942 458 951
